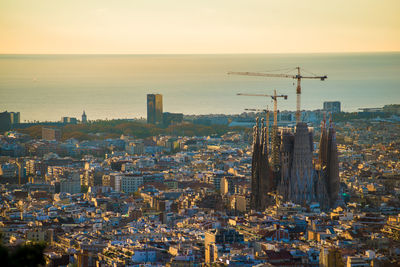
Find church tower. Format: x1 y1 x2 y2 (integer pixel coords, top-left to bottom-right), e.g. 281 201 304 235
82 111 87 124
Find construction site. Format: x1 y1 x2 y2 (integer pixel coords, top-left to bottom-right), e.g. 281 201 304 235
231 67 340 211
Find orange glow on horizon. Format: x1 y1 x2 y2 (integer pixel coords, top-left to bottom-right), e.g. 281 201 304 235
0 0 399 54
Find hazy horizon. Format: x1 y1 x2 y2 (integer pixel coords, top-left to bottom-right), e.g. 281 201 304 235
1 1 399 54
1 51 400 56
1 53 399 122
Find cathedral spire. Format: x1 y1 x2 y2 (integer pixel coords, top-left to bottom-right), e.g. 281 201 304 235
82 110 87 123
319 113 328 167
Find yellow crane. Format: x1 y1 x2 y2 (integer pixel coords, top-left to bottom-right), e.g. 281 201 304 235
230 67 327 123
238 90 288 171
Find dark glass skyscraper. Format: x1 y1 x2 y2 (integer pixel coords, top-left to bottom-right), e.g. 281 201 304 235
0 111 11 132
147 94 163 124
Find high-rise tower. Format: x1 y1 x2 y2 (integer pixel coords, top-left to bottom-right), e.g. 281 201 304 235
0 112 11 132
147 94 163 125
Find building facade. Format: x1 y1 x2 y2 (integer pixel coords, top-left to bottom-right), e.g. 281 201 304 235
147 94 163 125
115 173 144 193
323 101 341 113
162 112 183 127
205 228 244 264
42 127 62 141
277 121 340 209
0 111 11 132
62 117 78 124
60 172 81 194
0 111 20 132
9 112 20 124
250 117 340 210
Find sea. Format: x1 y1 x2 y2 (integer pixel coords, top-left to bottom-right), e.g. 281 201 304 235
0 53 399 122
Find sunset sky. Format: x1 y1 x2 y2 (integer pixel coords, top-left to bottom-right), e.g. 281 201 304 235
1 0 399 54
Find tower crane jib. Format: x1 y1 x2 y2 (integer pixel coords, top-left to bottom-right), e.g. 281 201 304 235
229 67 327 123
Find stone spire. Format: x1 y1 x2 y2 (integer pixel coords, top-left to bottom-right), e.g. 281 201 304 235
250 117 275 211
327 119 340 207
250 118 261 210
319 113 328 167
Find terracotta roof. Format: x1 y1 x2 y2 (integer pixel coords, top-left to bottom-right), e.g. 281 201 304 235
264 250 292 261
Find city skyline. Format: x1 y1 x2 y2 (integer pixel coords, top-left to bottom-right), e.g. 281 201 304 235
0 1 400 265
1 52 399 122
1 0 399 54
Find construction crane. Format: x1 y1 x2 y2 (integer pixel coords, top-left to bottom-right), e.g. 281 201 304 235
245 108 270 154
238 90 288 171
238 91 287 130
229 67 327 123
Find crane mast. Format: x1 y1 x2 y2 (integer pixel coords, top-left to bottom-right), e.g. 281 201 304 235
230 67 327 123
296 67 301 123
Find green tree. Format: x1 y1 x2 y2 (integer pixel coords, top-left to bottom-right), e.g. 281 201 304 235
81 185 89 193
0 241 46 267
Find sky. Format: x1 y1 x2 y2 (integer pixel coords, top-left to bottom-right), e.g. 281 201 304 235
1 0 399 54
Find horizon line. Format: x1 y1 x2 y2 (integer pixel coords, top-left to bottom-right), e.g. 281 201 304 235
0 50 399 56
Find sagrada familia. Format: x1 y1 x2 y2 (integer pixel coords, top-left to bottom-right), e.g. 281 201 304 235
250 117 340 211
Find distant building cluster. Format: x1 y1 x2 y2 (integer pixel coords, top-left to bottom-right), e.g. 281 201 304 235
61 111 88 125
62 117 78 124
42 127 62 141
0 114 399 265
324 101 341 113
147 94 183 127
1 97 400 266
0 111 20 132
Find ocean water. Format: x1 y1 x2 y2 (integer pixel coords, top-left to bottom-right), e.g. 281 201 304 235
0 53 399 122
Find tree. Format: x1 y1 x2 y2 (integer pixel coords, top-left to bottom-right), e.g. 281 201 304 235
0 239 46 267
81 185 89 193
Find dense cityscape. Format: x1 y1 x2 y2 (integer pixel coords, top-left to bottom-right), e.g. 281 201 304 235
2 0 400 265
0 94 399 266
